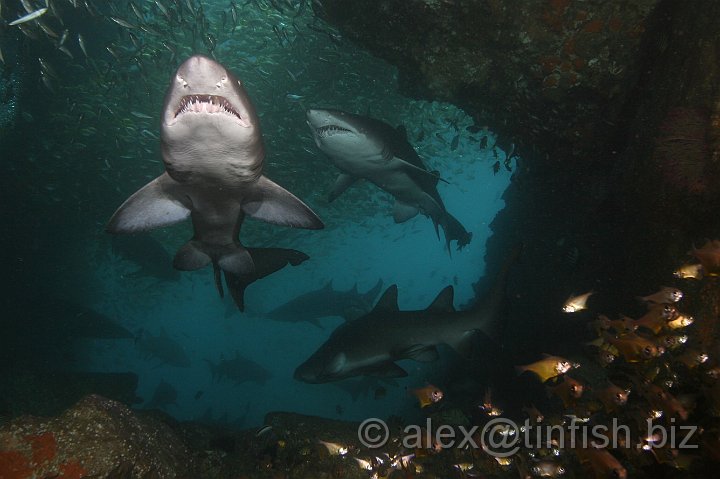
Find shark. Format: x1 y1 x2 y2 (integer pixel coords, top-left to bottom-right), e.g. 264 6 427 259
135 329 191 368
106 55 323 310
205 351 271 386
306 109 471 251
294 248 519 383
266 279 384 326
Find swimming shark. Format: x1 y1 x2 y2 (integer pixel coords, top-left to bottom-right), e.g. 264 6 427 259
135 329 191 368
106 55 323 309
205 351 271 386
306 109 471 251
266 279 383 326
294 248 519 383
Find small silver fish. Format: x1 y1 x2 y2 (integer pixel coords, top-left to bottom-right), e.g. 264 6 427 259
9 7 48 26
639 287 683 304
110 17 137 29
78 33 88 57
562 291 593 313
130 111 152 119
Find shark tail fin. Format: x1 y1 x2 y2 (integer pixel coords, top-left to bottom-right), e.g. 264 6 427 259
223 248 311 312
440 212 472 253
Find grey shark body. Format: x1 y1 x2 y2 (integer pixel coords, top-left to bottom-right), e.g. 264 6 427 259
107 55 323 309
135 329 191 368
294 249 518 383
266 279 383 326
205 351 271 385
306 109 471 251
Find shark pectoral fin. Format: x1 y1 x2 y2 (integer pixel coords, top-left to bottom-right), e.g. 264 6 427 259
329 174 357 202
394 345 439 362
372 285 399 312
393 201 419 223
107 174 190 233
308 318 325 329
427 286 456 312
366 362 408 378
173 242 211 271
394 157 450 184
418 192 445 220
243 176 324 229
447 331 479 359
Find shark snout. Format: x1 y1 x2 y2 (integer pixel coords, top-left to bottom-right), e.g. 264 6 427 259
305 108 349 129
305 109 326 129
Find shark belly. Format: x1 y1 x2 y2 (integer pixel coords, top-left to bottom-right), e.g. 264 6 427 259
187 192 243 247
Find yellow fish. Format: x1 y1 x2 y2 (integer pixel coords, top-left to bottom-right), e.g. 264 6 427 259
515 355 574 382
633 304 678 334
411 384 443 408
674 263 703 279
604 332 662 362
667 314 693 330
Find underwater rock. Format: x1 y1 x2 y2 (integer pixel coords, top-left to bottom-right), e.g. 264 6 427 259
0 401 391 478
316 0 659 163
0 395 193 479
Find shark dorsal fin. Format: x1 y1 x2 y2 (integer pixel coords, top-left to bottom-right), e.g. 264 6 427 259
427 286 455 312
373 285 399 312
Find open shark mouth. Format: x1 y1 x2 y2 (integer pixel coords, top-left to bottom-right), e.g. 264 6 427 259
315 125 353 138
175 95 248 126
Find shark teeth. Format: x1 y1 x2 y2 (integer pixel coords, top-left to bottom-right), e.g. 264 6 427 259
175 95 245 122
316 125 352 138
